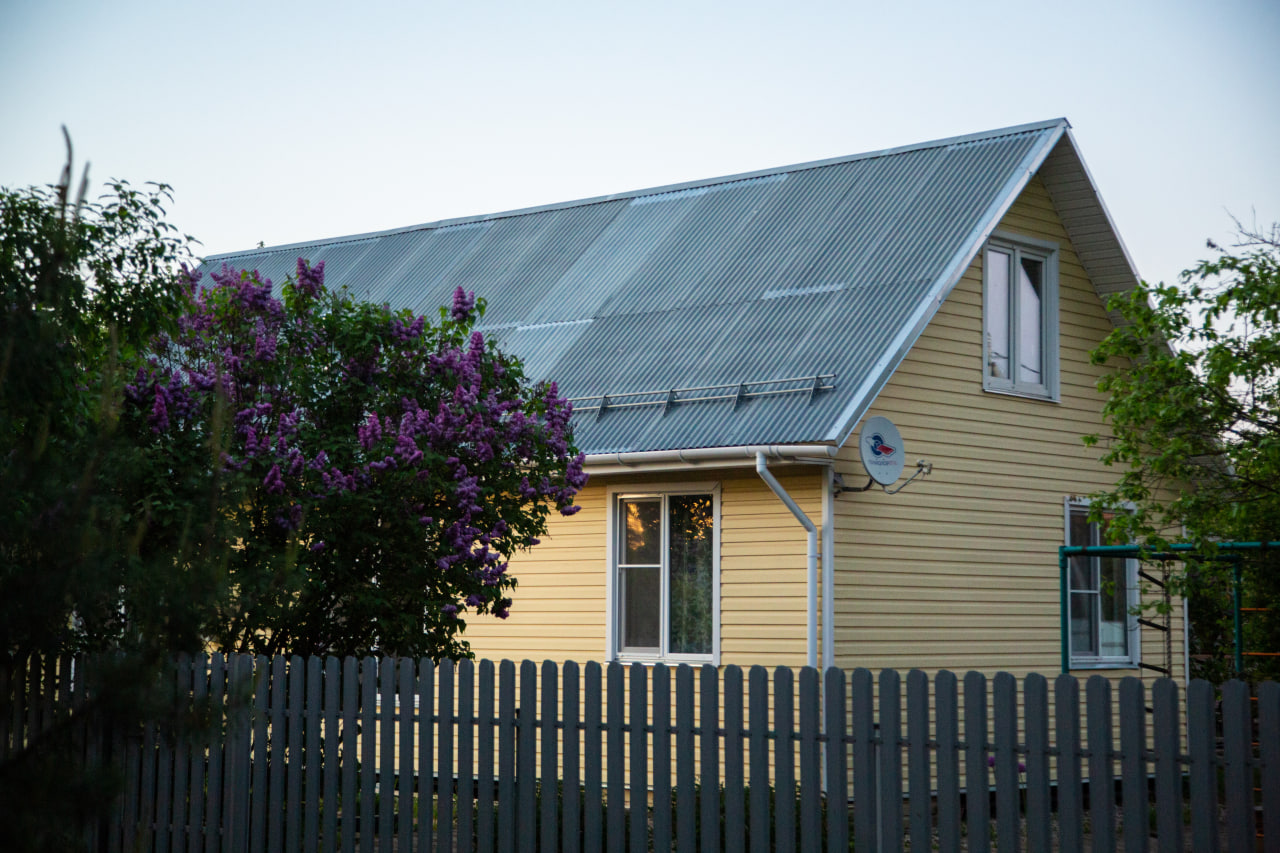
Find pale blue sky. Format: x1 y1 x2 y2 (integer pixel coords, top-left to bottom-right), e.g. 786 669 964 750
2 0 1276 291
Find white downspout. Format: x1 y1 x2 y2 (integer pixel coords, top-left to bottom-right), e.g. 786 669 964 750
823 465 835 671
756 452 818 669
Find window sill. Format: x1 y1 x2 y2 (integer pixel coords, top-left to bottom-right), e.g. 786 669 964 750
1069 660 1141 671
982 385 1059 403
612 654 718 667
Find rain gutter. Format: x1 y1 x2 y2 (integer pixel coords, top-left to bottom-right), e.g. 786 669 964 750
583 443 838 475
756 452 819 669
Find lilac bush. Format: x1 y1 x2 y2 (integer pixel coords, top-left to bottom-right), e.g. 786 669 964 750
124 259 586 659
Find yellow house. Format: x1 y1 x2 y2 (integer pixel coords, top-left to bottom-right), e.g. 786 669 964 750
205 118 1185 689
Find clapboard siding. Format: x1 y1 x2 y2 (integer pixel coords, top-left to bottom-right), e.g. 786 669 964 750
463 467 823 669
833 175 1186 684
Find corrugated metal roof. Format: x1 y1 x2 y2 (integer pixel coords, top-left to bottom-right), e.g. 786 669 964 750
202 119 1129 455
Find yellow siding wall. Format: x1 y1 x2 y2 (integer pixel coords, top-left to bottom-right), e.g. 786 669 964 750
832 176 1186 687
461 467 823 671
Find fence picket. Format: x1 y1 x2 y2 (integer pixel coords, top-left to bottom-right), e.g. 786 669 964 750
204 654 225 853
517 660 535 853
439 659 456 853
906 669 931 848
825 667 848 853
186 655 207 853
0 659 9 761
155 661 175 853
935 671 960 853
379 657 395 853
605 662 624 853
399 660 416 852
850 668 876 853
419 659 436 853
288 656 305 853
582 661 602 853
651 663 671 853
225 655 254 853
1186 679 1218 853
992 672 1019 853
1152 678 1183 851
1258 681 1280 853
1055 674 1082 852
1086 676 1116 853
477 659 497 853
497 661 515 853
458 659 475 853
1023 674 1049 853
963 671 990 853
701 664 722 853
171 654 191 853
545 660 562 853
1223 679 1256 853
879 668 904 853
1119 677 1148 853
799 667 820 853
320 658 339 853
748 666 769 853
360 657 377 853
249 656 271 853
341 658 359 853
628 662 646 853
725 665 745 853
268 656 287 853
561 661 581 853
774 666 796 853
304 657 323 853
676 665 696 853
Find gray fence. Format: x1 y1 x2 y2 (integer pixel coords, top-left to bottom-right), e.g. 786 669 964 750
4 654 1280 852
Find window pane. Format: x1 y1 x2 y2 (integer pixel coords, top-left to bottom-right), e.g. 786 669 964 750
1099 558 1130 657
1071 592 1098 656
986 250 1011 380
669 495 713 655
1018 257 1043 384
1068 507 1093 591
622 500 661 565
623 566 660 650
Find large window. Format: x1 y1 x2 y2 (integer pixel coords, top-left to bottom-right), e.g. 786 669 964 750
610 485 719 662
1066 501 1139 668
983 233 1059 400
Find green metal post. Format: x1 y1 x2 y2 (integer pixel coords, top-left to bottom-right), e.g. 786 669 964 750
1233 561 1244 676
1059 548 1070 674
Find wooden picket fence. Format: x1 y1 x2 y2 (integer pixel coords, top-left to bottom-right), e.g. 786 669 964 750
4 654 1280 852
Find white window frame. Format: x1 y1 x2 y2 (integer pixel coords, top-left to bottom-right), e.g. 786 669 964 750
982 231 1060 401
1065 498 1141 670
605 482 721 665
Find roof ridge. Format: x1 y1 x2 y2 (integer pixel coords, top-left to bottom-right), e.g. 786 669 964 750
202 118 1070 262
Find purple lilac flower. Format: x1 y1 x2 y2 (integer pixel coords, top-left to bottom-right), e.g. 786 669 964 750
263 465 285 495
296 258 325 298
450 287 476 322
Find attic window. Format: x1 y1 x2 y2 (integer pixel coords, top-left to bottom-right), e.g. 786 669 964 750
982 232 1060 401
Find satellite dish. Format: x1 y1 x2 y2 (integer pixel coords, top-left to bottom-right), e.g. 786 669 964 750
859 415 905 486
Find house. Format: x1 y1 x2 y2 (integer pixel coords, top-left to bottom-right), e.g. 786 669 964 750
204 118 1185 686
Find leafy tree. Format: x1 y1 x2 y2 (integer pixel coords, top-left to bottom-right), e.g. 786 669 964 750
126 261 587 659
1 143 214 852
1086 224 1280 679
1 164 202 662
